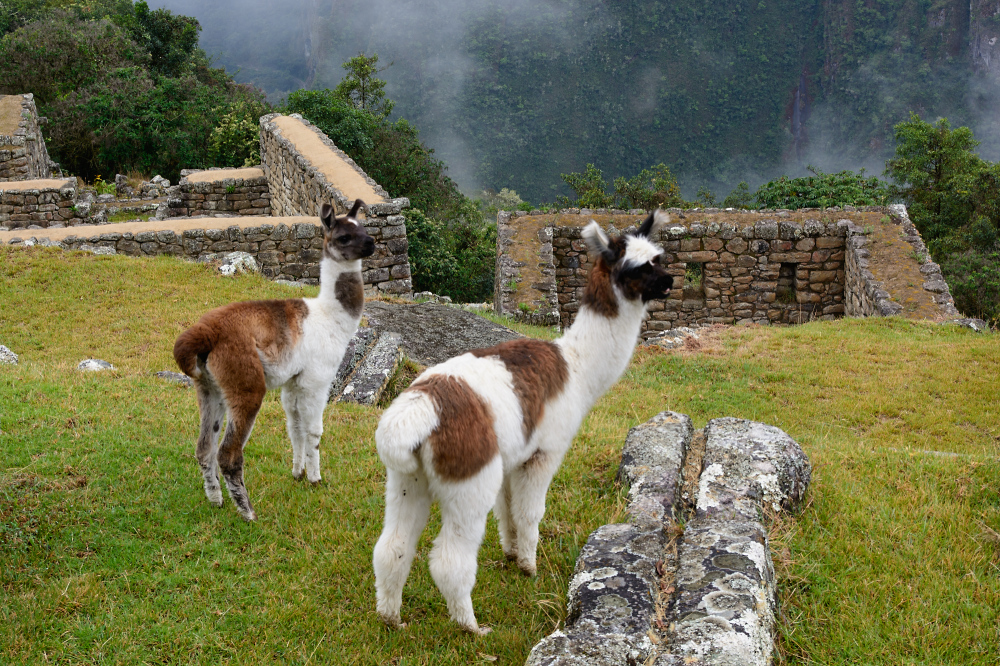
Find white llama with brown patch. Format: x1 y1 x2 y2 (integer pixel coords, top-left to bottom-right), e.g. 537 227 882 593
373 211 673 634
173 199 374 521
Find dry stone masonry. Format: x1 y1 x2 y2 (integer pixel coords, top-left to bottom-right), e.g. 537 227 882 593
526 412 811 666
0 94 53 181
497 206 962 332
0 178 83 229
167 168 271 218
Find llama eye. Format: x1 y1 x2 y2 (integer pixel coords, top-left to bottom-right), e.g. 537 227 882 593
337 235 352 244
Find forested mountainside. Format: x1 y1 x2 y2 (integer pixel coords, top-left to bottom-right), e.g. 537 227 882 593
154 1 999 200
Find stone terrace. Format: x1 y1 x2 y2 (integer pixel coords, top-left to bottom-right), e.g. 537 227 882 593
167 167 271 218
0 178 83 229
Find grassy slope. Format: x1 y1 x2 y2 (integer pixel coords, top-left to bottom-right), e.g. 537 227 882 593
1 247 998 665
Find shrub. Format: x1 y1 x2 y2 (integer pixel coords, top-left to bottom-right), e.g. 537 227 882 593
208 90 271 168
404 208 496 303
560 163 685 210
752 166 888 209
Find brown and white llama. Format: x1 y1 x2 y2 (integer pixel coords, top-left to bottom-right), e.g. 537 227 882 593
173 199 375 521
373 211 672 634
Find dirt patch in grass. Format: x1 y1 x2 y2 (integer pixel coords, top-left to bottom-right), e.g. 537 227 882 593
864 214 945 321
0 95 22 137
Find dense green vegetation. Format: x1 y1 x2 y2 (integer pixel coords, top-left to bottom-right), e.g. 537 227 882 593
0 0 267 180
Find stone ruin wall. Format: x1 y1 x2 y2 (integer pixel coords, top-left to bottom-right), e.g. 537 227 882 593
166 168 272 218
0 94 52 182
259 113 412 296
2 112 413 296
497 206 960 332
0 179 86 229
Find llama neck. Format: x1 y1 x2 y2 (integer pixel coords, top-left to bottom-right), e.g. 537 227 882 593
558 297 647 406
317 256 362 306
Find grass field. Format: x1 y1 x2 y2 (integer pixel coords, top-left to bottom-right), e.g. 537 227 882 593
1 246 998 665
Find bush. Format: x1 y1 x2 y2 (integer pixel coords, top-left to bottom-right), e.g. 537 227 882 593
208 91 271 168
752 167 888 209
560 163 685 210
404 208 496 303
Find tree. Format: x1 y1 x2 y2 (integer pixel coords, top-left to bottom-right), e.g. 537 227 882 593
884 113 983 242
752 167 888 210
560 164 614 208
334 52 394 119
613 164 685 210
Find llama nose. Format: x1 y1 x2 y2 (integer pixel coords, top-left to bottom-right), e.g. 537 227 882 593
363 237 376 257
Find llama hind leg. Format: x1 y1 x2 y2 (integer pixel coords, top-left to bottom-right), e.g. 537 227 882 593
493 475 517 561
374 468 431 628
195 381 226 507
212 350 266 520
429 459 503 635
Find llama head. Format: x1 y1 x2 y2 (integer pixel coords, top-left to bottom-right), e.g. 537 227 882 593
581 210 672 316
320 199 376 262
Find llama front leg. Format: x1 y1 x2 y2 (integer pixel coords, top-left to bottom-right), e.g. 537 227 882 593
281 389 307 480
296 391 327 484
374 469 432 628
429 460 503 635
195 381 226 507
508 451 562 577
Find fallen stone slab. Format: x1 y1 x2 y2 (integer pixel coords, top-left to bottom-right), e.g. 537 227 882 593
78 359 113 371
525 524 664 666
0 344 17 365
696 418 811 522
951 318 992 333
618 411 693 532
528 412 692 665
364 301 522 366
339 332 403 405
328 327 376 401
656 418 811 666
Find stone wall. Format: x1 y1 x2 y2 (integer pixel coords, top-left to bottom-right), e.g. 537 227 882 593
0 94 53 182
259 113 412 295
167 168 272 218
0 179 84 229
498 206 963 332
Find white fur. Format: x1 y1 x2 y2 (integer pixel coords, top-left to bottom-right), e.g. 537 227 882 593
274 257 363 484
374 238 658 633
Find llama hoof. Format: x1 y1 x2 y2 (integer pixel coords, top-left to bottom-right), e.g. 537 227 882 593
309 479 322 487
292 470 305 481
464 624 492 636
379 613 406 629
205 490 224 507
517 561 537 577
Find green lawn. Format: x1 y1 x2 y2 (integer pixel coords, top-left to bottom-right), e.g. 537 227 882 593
1 246 998 664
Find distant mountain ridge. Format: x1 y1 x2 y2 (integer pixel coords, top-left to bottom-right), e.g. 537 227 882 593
153 0 1000 201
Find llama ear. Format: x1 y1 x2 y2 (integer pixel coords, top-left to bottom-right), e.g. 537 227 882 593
583 221 619 262
320 203 335 230
636 209 670 238
348 198 365 220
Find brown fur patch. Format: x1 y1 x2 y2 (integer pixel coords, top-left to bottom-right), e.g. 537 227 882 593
335 272 364 318
470 339 568 440
174 299 308 377
582 257 619 318
408 374 498 481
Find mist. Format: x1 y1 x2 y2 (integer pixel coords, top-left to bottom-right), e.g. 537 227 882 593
152 0 1000 203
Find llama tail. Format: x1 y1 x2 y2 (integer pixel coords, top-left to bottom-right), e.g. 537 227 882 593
173 321 216 380
375 390 439 475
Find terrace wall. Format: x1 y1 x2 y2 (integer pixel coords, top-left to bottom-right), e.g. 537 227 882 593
0 179 83 229
0 94 52 182
167 168 272 218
